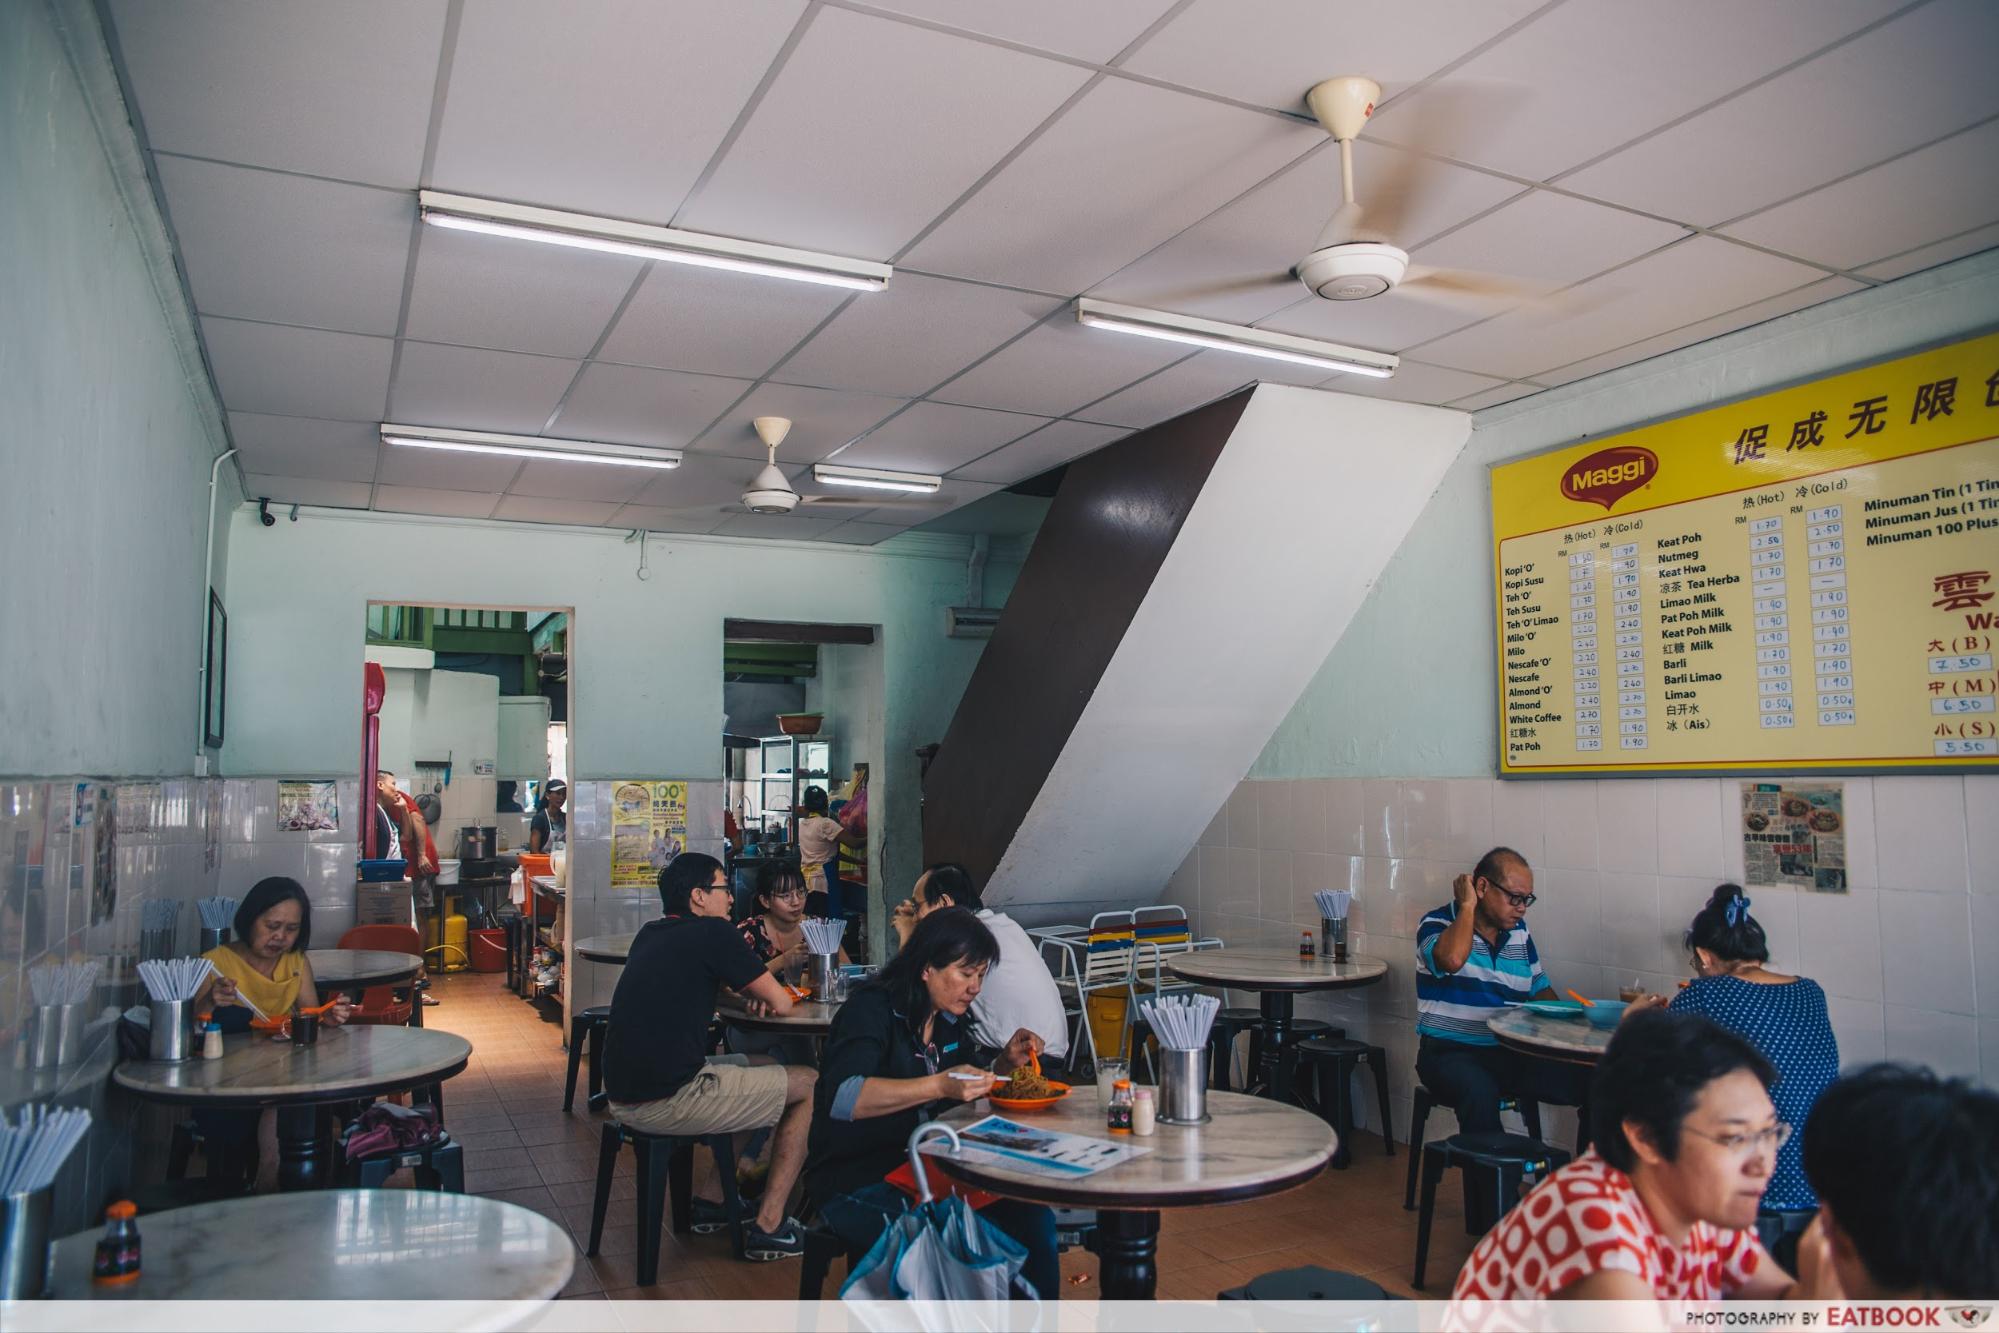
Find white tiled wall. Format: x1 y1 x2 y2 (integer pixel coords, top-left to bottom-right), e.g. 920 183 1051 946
1172 773 1995 1146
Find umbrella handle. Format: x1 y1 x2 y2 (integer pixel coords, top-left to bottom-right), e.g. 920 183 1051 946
906 1122 963 1204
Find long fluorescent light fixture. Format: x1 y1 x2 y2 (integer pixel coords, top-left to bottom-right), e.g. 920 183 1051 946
419 190 891 292
380 425 681 471
813 464 942 494
1074 297 1397 378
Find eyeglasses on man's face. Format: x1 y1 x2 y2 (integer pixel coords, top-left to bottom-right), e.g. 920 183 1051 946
1481 878 1537 909
1682 1122 1792 1157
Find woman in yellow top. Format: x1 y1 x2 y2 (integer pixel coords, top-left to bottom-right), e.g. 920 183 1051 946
196 876 353 1027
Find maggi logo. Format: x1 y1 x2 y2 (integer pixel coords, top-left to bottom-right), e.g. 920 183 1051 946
1561 445 1658 510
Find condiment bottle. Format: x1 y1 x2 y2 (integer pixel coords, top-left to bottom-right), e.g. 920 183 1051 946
1299 929 1315 959
201 1021 223 1059
92 1201 141 1286
1131 1087 1156 1137
1107 1079 1134 1134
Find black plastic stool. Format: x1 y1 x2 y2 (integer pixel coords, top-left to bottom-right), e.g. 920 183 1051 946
1296 1037 1393 1166
1412 1132 1569 1289
1403 1084 1543 1209
798 1225 849 1299
1220 1265 1401 1300
564 1005 611 1112
586 1121 746 1286
339 1129 465 1192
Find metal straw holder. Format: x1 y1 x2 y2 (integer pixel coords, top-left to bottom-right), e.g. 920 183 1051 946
148 997 195 1062
1156 1046 1210 1126
29 1004 87 1070
199 926 229 953
0 1186 54 1300
1321 915 1349 964
806 952 837 1000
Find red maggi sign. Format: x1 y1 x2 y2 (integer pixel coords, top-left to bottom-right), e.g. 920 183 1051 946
1560 445 1657 510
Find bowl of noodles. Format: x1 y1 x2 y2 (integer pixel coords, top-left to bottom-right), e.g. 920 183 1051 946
988 1066 1069 1112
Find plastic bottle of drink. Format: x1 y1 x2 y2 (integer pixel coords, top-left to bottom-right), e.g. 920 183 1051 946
1107 1080 1134 1134
92 1201 141 1286
1299 930 1316 959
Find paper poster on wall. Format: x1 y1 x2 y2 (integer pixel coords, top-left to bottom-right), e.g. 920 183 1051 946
277 781 340 832
1492 330 1999 775
611 781 689 889
1740 781 1846 892
117 783 159 834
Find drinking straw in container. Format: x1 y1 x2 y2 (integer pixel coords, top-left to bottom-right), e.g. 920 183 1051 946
0 1104 92 1195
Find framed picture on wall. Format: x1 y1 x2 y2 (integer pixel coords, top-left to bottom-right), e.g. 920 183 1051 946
203 588 227 749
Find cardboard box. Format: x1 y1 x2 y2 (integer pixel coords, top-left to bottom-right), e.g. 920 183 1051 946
356 880 414 927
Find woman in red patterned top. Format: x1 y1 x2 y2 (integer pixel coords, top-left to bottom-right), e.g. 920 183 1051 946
1453 1009 1839 1302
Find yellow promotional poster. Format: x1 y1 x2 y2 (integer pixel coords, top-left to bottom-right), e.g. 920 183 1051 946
610 780 689 888
1492 330 1999 776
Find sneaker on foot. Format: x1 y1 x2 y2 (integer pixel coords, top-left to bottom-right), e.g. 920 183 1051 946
742 1217 805 1262
688 1197 735 1235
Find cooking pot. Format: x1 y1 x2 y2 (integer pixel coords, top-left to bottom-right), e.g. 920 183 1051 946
457 826 496 860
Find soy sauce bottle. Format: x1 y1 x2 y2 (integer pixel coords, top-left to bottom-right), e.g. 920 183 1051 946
1299 929 1316 959
1107 1079 1134 1134
92 1201 141 1286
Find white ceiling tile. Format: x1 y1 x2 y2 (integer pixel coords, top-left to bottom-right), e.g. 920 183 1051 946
490 495 625 526
1858 223 1999 282
630 454 790 509
1321 360 1505 406
155 157 412 335
506 459 653 504
547 363 749 449
776 274 1062 397
832 401 1048 472
811 522 908 546
1719 119 1999 272
388 343 581 433
678 7 1090 256
1069 354 1260 429
202 318 393 421
698 383 909 462
1451 383 1547 411
229 413 381 483
596 264 847 379
1414 237 1830 380
710 511 850 540
932 318 1188 417
606 506 730 535
240 474 375 509
403 226 645 358
860 0 1178 63
1411 190 1688 287
1376 0 1906 183
1123 0 1546 111
373 485 501 519
1530 276 1867 388
107 0 447 186
431 0 802 223
1560 0 1999 224
376 438 524 492
952 419 1131 485
1253 286 1480 356
903 78 1324 293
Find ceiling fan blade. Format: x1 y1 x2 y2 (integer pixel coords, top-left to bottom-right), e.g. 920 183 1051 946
1129 271 1300 306
800 494 948 509
1402 265 1624 317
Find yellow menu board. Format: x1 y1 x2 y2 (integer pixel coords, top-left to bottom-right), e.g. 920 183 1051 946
1493 331 1999 776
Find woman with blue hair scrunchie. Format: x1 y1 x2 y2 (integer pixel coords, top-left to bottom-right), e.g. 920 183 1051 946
1670 882 1839 1266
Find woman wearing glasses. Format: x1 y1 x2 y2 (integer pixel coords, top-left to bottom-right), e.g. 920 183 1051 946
1453 1009 1838 1300
728 862 849 1066
1665 883 1837 1267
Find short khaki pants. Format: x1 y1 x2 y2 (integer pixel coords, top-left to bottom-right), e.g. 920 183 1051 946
609 1058 787 1137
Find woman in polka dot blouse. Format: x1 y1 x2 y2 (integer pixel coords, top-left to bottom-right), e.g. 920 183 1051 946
1667 882 1839 1219
1453 1009 1836 1300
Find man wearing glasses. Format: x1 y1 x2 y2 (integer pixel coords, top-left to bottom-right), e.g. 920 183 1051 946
1414 845 1588 1139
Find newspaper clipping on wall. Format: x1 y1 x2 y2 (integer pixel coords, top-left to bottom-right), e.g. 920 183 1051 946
1739 781 1846 893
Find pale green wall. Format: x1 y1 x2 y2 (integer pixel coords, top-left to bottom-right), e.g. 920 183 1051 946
1253 250 1999 780
0 0 233 777
220 508 1017 899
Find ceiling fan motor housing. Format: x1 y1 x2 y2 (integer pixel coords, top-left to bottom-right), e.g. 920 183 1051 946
1298 241 1408 301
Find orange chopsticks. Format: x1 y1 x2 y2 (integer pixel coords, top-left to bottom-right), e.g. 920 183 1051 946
1566 988 1596 1008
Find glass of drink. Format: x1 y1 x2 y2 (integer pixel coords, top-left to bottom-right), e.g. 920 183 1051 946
1095 1058 1128 1104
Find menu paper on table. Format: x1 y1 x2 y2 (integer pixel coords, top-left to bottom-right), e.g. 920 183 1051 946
947 1116 1151 1178
1492 330 1999 776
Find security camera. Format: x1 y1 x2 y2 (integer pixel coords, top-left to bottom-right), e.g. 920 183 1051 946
258 498 275 527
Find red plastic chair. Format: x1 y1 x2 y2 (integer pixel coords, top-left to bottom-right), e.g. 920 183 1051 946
335 925 422 1025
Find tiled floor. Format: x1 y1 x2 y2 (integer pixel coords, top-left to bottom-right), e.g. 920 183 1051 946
427 971 1482 1300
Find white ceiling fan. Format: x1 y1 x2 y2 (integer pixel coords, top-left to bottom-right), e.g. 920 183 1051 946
733 417 949 516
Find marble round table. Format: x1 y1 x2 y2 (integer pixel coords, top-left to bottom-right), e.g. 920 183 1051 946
1165 948 1387 1125
1487 1006 1616 1065
46 1190 572 1307
936 1089 1335 1299
573 933 633 964
115 1026 471 1191
306 948 425 1025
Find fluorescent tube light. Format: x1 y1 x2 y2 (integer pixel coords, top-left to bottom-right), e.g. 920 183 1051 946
813 464 943 494
419 191 891 293
380 425 681 471
1074 298 1397 378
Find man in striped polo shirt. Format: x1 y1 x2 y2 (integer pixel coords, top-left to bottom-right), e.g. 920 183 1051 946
1414 846 1588 1136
